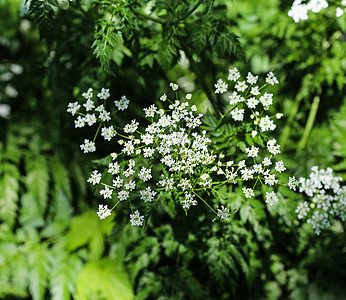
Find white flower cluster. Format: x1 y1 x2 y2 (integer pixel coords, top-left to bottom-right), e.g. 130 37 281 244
288 0 329 22
72 73 286 226
214 69 284 208
67 88 129 153
336 0 346 17
218 68 280 134
293 166 346 235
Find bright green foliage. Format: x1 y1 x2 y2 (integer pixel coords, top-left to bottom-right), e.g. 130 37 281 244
76 259 134 300
0 127 132 299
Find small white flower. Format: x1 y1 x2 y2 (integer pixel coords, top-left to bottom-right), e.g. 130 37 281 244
97 88 110 100
139 167 152 182
143 104 158 118
108 162 120 175
229 92 245 105
217 205 231 222
160 93 167 102
99 110 111 122
82 88 93 99
101 126 117 141
112 176 123 188
264 174 278 186
243 187 255 198
170 83 179 91
266 191 278 206
288 176 299 191
87 170 102 185
245 146 259 158
97 204 111 220
214 79 228 94
74 116 85 128
250 86 260 96
124 120 139 133
139 187 157 202
275 161 286 173
231 108 245 121
83 99 95 111
118 190 129 201
246 97 259 109
80 139 96 153
238 160 246 169
100 186 112 199
124 180 136 191
235 81 248 92
336 7 344 17
85 113 97 126
228 67 240 81
67 102 80 116
186 93 192 100
130 210 144 226
265 72 279 85
259 93 273 108
191 105 197 112
246 72 258 85
259 115 276 132
263 157 272 166
114 95 130 111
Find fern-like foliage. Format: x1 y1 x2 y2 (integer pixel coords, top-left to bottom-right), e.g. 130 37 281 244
0 126 131 299
26 0 57 41
92 18 132 74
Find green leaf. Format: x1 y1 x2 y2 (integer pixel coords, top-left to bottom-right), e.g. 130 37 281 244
27 0 56 41
66 211 114 260
76 259 134 300
49 251 83 300
28 244 51 300
25 153 49 214
0 169 19 227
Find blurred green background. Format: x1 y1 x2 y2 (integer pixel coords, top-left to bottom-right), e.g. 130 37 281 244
0 0 345 299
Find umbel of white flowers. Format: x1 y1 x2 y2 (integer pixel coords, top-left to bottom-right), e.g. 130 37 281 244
294 166 346 235
288 0 346 22
68 69 292 227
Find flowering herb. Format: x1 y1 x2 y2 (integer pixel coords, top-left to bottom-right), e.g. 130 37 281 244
68 70 291 226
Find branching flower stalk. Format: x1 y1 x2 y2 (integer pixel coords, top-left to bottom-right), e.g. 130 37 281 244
68 69 290 226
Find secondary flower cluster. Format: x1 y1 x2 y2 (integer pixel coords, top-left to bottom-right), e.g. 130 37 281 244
67 87 130 153
214 69 285 217
69 70 287 226
288 0 328 22
293 166 346 234
288 0 346 22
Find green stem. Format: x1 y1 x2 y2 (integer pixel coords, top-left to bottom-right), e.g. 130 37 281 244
178 0 204 21
132 9 164 24
279 95 303 150
193 191 217 214
297 95 320 151
111 201 121 210
93 122 103 142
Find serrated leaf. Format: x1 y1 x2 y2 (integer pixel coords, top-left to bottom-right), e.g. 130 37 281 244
25 153 49 214
0 170 19 227
28 244 51 300
49 252 82 300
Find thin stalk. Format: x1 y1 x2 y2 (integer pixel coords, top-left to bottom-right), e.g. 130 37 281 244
193 191 217 214
178 0 204 21
297 95 320 151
